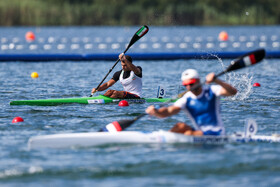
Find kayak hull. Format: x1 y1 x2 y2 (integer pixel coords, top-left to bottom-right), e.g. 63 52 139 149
10 95 176 106
28 130 280 149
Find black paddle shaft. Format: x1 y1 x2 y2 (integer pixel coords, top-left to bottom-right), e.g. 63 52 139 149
118 113 147 130
94 59 121 92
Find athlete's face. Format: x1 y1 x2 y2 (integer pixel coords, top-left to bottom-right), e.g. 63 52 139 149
184 79 200 91
185 83 196 91
121 61 129 71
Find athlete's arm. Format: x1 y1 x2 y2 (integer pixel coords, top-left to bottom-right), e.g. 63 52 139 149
206 73 237 96
146 105 181 118
91 79 116 93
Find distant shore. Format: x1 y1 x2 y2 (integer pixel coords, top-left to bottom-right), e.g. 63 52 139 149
0 0 278 26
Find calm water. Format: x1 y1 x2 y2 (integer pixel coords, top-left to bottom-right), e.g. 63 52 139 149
0 26 280 186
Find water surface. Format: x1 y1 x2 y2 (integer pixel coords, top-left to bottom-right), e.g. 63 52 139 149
0 26 280 186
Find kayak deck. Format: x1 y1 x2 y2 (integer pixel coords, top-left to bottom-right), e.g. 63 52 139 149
10 95 177 106
28 130 280 149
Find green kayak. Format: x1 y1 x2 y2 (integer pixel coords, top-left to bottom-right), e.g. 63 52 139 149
10 95 177 106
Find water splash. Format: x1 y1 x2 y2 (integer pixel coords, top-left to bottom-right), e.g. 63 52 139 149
214 54 253 101
227 72 253 101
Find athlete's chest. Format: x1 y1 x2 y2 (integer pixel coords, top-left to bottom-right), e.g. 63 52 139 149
122 71 131 79
120 71 137 84
186 90 215 113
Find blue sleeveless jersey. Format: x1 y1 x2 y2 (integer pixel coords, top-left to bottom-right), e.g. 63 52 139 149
174 85 224 135
186 87 219 127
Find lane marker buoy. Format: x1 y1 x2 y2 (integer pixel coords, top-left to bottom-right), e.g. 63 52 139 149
118 100 129 107
12 117 24 123
25 31 35 42
219 31 229 41
31 72 39 79
253 82 261 87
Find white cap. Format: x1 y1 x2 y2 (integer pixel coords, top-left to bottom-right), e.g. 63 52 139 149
181 69 199 85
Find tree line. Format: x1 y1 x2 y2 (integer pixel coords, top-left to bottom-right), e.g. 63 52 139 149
0 0 278 26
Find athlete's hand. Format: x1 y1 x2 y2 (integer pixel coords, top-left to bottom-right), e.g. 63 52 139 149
206 72 216 84
119 53 126 61
146 105 157 116
91 88 97 94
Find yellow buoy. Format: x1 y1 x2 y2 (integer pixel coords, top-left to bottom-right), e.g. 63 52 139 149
31 72 39 79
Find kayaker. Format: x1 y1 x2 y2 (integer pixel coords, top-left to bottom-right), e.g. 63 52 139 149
91 53 142 99
145 69 237 136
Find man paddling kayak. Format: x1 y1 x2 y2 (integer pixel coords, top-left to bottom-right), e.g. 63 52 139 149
146 69 237 136
91 53 142 99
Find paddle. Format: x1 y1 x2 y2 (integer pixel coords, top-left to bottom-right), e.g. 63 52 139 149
99 48 266 132
178 48 266 97
98 113 146 132
90 25 149 97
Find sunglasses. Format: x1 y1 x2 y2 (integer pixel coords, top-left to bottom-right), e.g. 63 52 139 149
184 83 195 86
182 78 198 86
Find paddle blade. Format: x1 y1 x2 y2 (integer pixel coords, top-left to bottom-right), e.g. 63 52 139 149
98 119 136 132
124 25 149 53
99 113 147 132
226 48 266 73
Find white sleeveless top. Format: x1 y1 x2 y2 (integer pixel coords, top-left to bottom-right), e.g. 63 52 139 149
119 70 142 97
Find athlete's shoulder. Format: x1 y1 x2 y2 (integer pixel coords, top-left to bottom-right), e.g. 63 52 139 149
135 66 142 77
174 93 190 108
114 69 122 74
209 85 222 96
112 69 122 81
183 90 194 98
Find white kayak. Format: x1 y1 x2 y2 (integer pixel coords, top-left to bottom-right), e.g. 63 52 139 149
28 130 280 149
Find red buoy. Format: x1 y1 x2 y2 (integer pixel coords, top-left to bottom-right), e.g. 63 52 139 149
25 31 35 42
219 31 229 41
118 100 129 107
253 83 261 87
12 116 24 123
